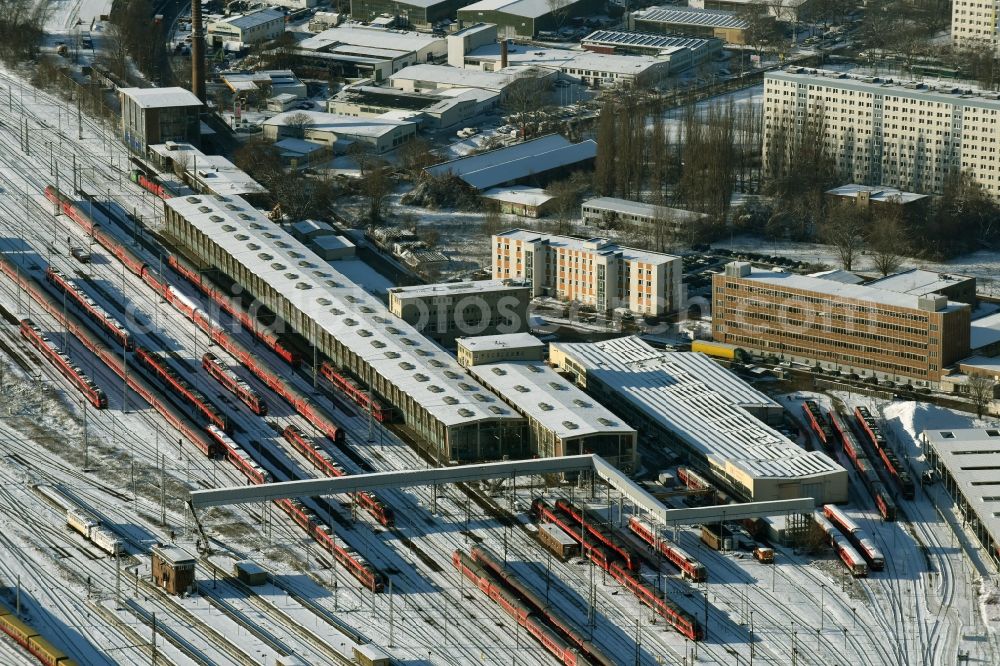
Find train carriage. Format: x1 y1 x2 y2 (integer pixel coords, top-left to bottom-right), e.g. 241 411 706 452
19 319 107 409
202 352 268 415
628 516 707 582
44 267 134 351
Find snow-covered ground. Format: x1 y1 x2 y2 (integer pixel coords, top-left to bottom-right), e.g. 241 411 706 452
38 0 111 34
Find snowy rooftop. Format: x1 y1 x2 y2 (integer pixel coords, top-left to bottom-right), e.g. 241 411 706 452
389 279 528 300
425 134 596 190
264 110 416 138
581 30 718 51
389 64 534 90
971 311 1000 349
118 87 202 109
957 356 1000 374
482 186 555 208
496 229 680 267
212 8 284 30
148 143 266 197
460 0 575 18
631 6 749 29
467 360 635 440
458 333 545 353
733 265 968 312
299 25 444 53
772 67 1000 109
866 269 975 297
466 43 667 76
274 137 326 156
164 194 520 428
825 183 929 205
923 428 1000 544
583 197 709 222
808 269 864 285
552 337 842 480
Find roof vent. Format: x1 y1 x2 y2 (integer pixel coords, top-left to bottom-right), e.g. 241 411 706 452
329 307 344 315
295 282 311 290
573 398 591 408
444 396 459 405
399 362 415 370
209 214 224 223
247 243 260 251
489 405 505 415
473 393 491 402
271 263 286 270
259 253 274 261
597 417 614 426
222 224 237 232
459 382 477 391
492 367 507 376
235 234 249 241
514 384 529 392
414 374 429 382
428 385 444 393
562 421 579 430
385 351 401 359
344 318 357 326
527 365 544 373
430 359 445 367
445 370 461 379
539 402 553 411
198 205 212 213
458 408 475 417
317 297 332 306
549 382 567 391
371 340 386 348
357 329 372 337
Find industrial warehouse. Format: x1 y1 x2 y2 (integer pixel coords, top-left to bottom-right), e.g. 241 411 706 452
163 193 528 461
549 336 848 503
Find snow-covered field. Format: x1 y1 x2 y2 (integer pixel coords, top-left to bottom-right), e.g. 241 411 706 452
38 0 111 34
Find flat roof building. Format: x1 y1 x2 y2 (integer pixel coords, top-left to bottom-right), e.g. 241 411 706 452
550 336 847 503
580 30 722 66
388 279 531 346
482 186 556 218
119 87 202 154
295 26 447 82
147 142 267 199
712 261 972 386
262 110 417 153
328 84 498 129
690 0 814 22
867 269 976 307
463 42 675 86
221 70 307 99
766 68 1000 199
924 428 1000 568
425 134 597 190
628 6 753 45
458 0 604 37
350 0 470 28
164 194 527 461
457 332 546 366
581 197 710 237
465 355 637 469
207 8 285 46
493 229 683 316
389 63 552 100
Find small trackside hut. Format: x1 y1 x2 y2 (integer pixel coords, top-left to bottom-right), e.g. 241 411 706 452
152 545 196 595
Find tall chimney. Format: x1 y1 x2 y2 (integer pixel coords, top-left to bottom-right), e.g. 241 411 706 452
191 0 206 103
500 39 508 70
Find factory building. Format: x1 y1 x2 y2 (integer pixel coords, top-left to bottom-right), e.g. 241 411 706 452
550 336 847 503
207 8 285 47
457 332 545 367
163 194 528 462
350 0 470 28
628 6 753 45
262 110 417 153
388 280 531 346
119 87 202 155
457 0 603 38
924 428 1000 569
296 26 447 81
147 142 267 200
492 229 683 316
580 30 722 67
712 262 972 386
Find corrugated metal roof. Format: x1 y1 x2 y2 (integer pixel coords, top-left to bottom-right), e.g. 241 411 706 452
552 337 842 481
164 194 521 428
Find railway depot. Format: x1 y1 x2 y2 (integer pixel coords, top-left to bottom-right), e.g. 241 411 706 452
162 193 529 461
549 336 848 503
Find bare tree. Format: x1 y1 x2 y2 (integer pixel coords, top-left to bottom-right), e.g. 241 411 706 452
504 75 552 140
821 204 866 271
283 112 312 140
363 164 392 223
545 0 572 31
869 205 908 276
968 374 996 419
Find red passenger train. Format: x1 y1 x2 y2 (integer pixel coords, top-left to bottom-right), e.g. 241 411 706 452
206 424 272 485
43 185 347 444
628 516 707 582
202 352 267 415
822 504 885 571
829 410 898 522
129 169 172 199
470 545 616 666
531 499 703 641
168 254 299 366
554 499 640 572
135 346 230 432
19 319 107 409
318 362 392 422
854 406 915 500
44 267 134 351
814 512 869 577
453 550 585 666
281 425 394 527
0 252 217 458
802 400 835 452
